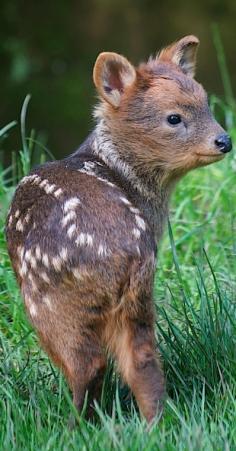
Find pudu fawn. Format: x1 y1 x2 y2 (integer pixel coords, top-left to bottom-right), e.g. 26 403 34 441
6 36 232 423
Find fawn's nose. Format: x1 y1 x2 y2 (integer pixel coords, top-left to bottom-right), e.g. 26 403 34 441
215 133 232 153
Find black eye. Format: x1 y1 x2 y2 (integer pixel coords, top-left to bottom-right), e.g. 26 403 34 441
167 114 182 125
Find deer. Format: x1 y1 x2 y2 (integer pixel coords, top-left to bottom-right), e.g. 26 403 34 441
6 35 232 424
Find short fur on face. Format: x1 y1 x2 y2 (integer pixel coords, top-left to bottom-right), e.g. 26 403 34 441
93 35 226 185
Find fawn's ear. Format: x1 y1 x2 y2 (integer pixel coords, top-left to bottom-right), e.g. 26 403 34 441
93 52 136 107
159 35 199 77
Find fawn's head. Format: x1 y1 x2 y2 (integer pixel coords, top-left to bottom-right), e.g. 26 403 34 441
93 36 232 185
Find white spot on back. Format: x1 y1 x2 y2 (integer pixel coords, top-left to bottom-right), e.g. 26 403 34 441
32 176 41 185
38 179 58 196
51 256 62 272
24 212 31 223
60 247 68 261
75 233 86 246
39 179 48 188
28 272 38 292
41 271 50 283
54 188 63 198
97 177 116 187
106 180 115 187
75 233 93 247
72 268 83 281
86 234 93 246
16 219 24 232
43 295 53 311
29 302 37 317
15 210 20 218
35 245 42 260
24 249 32 262
120 196 131 205
61 210 77 227
20 174 38 185
97 243 110 257
64 197 81 212
45 183 56 194
132 228 141 239
136 245 141 256
21 261 28 276
29 256 37 269
67 223 77 239
8 215 13 227
42 253 50 268
17 246 24 261
135 215 146 231
129 207 140 215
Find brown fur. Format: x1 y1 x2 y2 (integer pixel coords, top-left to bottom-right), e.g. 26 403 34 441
5 36 231 424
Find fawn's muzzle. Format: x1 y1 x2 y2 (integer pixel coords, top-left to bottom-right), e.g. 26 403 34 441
215 134 232 153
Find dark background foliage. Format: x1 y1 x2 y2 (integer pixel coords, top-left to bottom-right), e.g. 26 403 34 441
1 0 235 164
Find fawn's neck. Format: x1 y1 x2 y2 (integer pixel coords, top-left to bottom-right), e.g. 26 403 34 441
91 120 175 241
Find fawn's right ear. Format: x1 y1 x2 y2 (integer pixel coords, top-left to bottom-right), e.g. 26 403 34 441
158 35 199 77
93 52 136 108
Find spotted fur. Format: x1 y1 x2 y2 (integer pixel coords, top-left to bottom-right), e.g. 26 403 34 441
6 35 231 425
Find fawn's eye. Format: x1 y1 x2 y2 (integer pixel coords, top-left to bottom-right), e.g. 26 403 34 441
167 114 182 125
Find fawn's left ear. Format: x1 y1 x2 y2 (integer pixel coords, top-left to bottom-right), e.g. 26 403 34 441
159 35 200 77
93 52 136 108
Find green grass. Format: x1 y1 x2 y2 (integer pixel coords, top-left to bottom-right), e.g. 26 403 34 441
0 96 236 450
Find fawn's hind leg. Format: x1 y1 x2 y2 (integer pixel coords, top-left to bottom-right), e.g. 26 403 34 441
39 328 107 419
23 278 107 421
70 350 107 420
110 319 165 423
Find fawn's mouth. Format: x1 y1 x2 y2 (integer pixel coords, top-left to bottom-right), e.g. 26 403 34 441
196 152 225 159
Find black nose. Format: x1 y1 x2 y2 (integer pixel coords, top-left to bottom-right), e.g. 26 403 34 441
215 133 232 153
